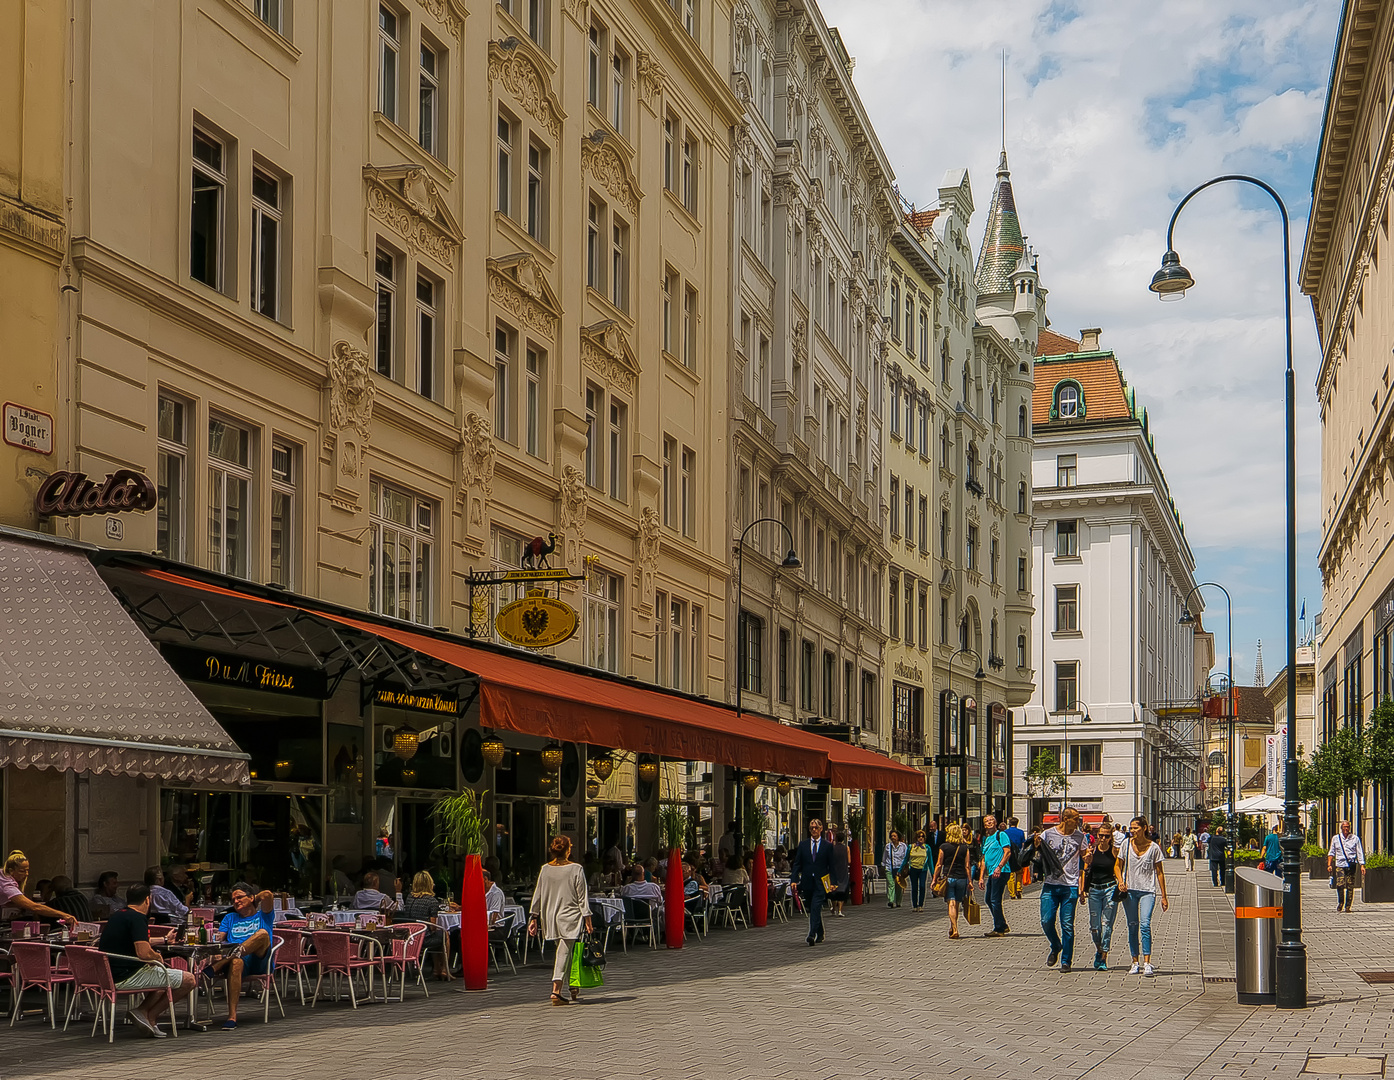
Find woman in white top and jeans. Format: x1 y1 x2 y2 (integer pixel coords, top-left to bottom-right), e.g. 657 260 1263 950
528 835 594 1005
1118 815 1169 976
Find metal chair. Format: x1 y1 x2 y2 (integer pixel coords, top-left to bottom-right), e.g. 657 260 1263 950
271 927 318 1006
9 941 74 1029
589 900 623 953
486 912 516 975
620 897 657 950
62 946 179 1042
382 923 430 1000
684 893 709 939
310 931 384 1008
242 937 285 1022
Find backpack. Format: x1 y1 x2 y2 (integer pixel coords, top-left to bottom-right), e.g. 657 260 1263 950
1007 837 1024 872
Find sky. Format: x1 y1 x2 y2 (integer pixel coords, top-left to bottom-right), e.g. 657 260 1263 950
820 0 1343 688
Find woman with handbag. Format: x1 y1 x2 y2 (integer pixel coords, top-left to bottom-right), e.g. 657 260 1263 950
906 831 932 911
882 831 908 908
931 823 973 939
1080 824 1123 971
527 835 594 1005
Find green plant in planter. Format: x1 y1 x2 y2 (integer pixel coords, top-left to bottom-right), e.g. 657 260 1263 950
1232 848 1262 863
432 788 490 859
656 803 688 852
1366 851 1394 870
1301 842 1326 858
743 801 770 849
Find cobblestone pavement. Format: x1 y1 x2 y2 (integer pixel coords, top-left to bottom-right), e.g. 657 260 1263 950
6 867 1394 1080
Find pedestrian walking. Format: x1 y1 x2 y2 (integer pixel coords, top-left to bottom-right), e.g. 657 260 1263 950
926 817 944 870
1118 815 1169 977
1080 823 1123 971
1004 817 1026 899
1206 825 1227 886
1181 829 1198 872
1327 820 1366 913
527 835 594 1006
1021 807 1089 971
1261 824 1283 875
828 829 851 918
906 830 932 911
977 815 1012 936
882 831 908 908
931 823 974 939
790 818 835 945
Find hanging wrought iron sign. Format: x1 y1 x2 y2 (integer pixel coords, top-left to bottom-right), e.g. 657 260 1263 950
494 590 579 649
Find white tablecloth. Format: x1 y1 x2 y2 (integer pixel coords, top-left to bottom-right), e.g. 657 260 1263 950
436 904 524 930
590 897 625 925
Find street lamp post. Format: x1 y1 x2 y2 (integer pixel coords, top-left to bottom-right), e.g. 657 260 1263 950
1181 581 1235 892
734 517 800 718
946 648 985 823
1151 174 1305 1008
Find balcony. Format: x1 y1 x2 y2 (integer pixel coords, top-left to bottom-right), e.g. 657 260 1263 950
965 476 985 497
891 729 925 756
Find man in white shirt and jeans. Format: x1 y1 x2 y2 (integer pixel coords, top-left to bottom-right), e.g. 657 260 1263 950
1328 820 1366 913
1022 808 1090 971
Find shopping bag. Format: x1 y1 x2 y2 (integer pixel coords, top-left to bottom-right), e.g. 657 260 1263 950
569 941 604 988
963 890 981 926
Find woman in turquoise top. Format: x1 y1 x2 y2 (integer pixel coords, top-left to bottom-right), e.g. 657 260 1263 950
1261 827 1283 874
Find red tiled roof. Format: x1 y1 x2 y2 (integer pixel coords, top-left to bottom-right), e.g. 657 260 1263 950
908 209 939 233
1032 355 1132 425
1036 328 1081 357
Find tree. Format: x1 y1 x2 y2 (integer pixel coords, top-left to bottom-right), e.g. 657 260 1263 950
1024 749 1066 812
1363 699 1394 845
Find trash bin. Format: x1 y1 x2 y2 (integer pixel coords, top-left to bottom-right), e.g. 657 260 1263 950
1234 865 1282 1004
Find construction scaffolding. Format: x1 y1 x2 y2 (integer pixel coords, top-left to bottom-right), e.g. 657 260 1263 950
1153 696 1207 837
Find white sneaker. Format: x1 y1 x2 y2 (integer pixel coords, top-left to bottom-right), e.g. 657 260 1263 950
1143 963 1155 977
1128 962 1141 975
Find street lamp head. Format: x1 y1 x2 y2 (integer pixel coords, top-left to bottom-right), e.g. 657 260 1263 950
1149 250 1194 302
974 666 986 680
780 548 802 570
1179 607 1194 626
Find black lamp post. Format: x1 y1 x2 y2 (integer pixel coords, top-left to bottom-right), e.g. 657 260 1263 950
1181 580 1236 892
734 517 800 718
944 648 985 823
1152 174 1305 1008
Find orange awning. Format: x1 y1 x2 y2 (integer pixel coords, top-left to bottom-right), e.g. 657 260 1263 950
130 569 925 792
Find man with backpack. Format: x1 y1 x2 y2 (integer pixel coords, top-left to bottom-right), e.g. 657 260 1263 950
978 815 1013 936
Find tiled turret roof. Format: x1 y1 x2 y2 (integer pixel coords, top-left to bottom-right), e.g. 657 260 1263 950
974 151 1024 294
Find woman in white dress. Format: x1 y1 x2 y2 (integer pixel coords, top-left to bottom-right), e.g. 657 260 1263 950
527 835 594 1005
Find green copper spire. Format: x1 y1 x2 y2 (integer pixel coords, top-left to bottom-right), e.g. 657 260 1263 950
974 150 1025 295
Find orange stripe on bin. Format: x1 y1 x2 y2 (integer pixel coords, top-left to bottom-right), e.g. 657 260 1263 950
1235 905 1282 919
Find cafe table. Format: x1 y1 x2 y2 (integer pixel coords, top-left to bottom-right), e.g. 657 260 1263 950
151 938 239 1031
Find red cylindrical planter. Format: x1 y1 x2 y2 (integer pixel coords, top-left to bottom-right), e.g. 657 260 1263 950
460 853 488 990
849 840 865 906
751 843 769 927
665 847 685 948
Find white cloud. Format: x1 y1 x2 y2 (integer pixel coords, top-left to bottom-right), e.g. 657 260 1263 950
820 0 1340 683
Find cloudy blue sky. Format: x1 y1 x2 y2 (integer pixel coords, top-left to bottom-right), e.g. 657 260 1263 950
821 0 1342 687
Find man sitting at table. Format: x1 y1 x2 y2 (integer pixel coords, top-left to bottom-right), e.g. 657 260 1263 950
620 865 662 905
166 868 198 906
202 882 275 1030
97 883 196 1038
145 866 189 925
90 870 125 920
351 870 398 911
47 875 91 922
483 869 506 928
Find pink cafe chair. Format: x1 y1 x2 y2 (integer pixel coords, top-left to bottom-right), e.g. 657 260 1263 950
9 941 75 1029
381 923 429 1001
243 937 285 1023
271 927 318 1006
310 931 384 1009
62 946 179 1042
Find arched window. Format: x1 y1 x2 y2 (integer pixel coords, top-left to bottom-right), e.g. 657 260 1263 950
940 424 950 465
1017 633 1027 668
1018 403 1028 437
890 281 901 341
1053 380 1085 419
905 301 915 352
962 363 971 403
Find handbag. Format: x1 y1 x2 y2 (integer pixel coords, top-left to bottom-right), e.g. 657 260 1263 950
931 874 947 898
569 940 605 988
580 931 606 968
963 889 981 925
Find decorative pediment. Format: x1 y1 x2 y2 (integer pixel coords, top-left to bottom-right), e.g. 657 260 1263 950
582 139 641 219
363 165 462 265
487 253 562 340
488 41 564 142
419 0 467 39
580 320 639 396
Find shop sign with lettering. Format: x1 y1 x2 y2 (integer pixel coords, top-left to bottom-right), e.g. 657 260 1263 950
4 403 53 455
163 644 329 698
373 685 460 715
35 470 157 516
495 592 580 649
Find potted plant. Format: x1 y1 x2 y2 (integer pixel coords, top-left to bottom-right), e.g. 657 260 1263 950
656 803 687 948
432 788 490 990
846 808 867 906
744 801 771 927
1362 851 1394 904
1302 841 1327 879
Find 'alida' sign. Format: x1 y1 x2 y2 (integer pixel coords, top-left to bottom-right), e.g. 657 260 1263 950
34 470 158 516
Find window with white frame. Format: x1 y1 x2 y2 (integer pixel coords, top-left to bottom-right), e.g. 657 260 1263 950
494 322 515 443
662 268 676 354
587 195 603 291
1057 453 1077 488
656 591 702 692
191 128 227 291
1056 519 1079 557
375 248 397 377
585 569 623 673
378 5 400 122
416 273 438 400
269 439 296 588
524 344 544 458
250 167 281 320
664 115 676 192
607 396 627 500
662 436 676 526
585 383 600 487
497 112 515 216
905 297 915 356
156 393 189 561
682 134 697 213
679 446 694 537
526 138 548 243
419 41 440 156
1056 584 1079 632
682 284 697 369
588 23 604 108
610 43 628 134
503 0 547 47
369 478 435 624
208 416 253 578
610 213 629 311
255 0 282 33
919 308 929 361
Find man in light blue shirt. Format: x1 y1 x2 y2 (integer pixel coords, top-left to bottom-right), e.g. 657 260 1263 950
977 815 1012 936
144 866 188 924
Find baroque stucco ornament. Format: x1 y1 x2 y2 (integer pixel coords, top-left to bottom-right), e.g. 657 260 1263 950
637 506 661 606
488 41 564 142
458 413 496 529
559 465 590 567
580 321 639 396
488 253 561 340
581 139 641 219
419 0 466 39
328 342 376 479
364 166 462 265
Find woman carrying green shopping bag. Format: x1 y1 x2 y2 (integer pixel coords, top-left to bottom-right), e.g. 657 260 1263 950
882 831 909 908
528 834 594 1005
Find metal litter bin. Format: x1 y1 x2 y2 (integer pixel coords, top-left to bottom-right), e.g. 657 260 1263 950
1234 866 1282 1004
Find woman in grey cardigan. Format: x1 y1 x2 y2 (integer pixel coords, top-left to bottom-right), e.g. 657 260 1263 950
528 834 594 1004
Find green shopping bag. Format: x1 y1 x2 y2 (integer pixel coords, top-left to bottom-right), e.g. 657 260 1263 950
568 941 604 989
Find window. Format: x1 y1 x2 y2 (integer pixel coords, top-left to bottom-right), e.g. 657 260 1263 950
255 0 281 33
497 113 514 216
919 401 929 457
662 269 677 354
905 299 914 355
208 416 252 578
378 6 400 122
610 45 627 134
191 129 226 290
269 440 296 588
1054 661 1079 712
505 0 547 46
585 569 623 673
250 168 281 320
738 611 764 693
940 425 950 466
663 115 676 192
903 578 914 647
940 597 949 644
1017 633 1027 668
656 593 701 692
682 135 697 213
683 285 698 368
990 537 999 582
375 248 396 377
611 215 630 311
919 309 929 363
156 394 188 560
494 323 514 442
419 43 440 156
889 476 899 536
941 339 951 383
679 447 694 537
918 495 929 554
966 522 978 571
800 639 815 711
524 345 544 457
778 628 791 703
588 24 603 108
1057 383 1079 418
1069 743 1102 774
890 282 900 341
888 573 900 638
939 509 949 558
1017 481 1027 515
918 586 929 646
661 436 676 527
890 381 900 438
905 391 915 451
1057 454 1077 488
526 139 548 242
1056 585 1078 631
587 196 603 290
1019 404 1028 436
416 274 437 400
1056 519 1079 557
607 397 627 499
904 486 914 546
1017 556 1027 592
861 671 876 731
821 651 835 718
369 479 435 625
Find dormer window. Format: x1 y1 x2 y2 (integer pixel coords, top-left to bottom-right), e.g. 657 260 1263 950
1051 380 1085 420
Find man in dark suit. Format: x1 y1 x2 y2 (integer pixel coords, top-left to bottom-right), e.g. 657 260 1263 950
790 818 836 945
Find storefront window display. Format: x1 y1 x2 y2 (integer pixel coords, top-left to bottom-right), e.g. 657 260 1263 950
160 790 323 898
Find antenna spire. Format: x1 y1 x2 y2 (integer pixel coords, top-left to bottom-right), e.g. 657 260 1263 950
1001 48 1007 153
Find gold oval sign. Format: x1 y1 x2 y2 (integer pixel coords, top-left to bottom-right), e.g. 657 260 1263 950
495 594 579 649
